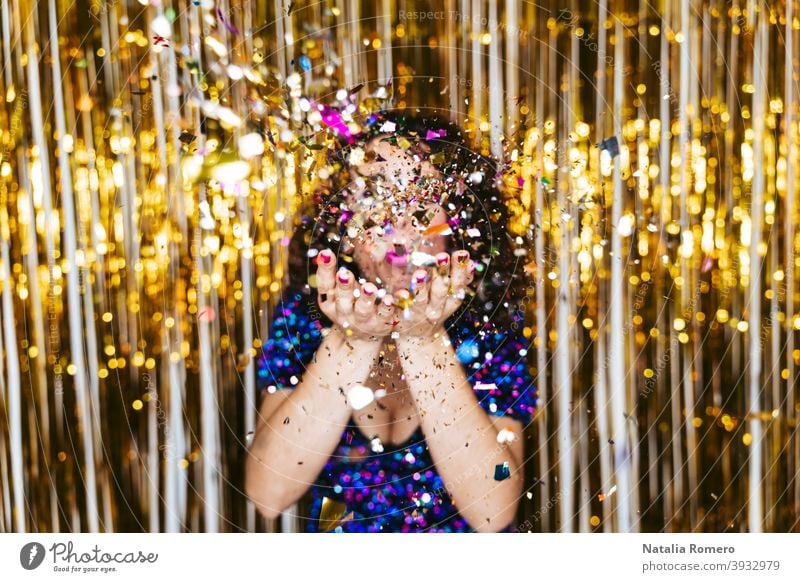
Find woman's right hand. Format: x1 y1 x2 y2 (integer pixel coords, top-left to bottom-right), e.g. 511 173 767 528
315 249 397 343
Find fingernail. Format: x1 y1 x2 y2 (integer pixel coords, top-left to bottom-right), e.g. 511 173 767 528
382 295 394 307
320 250 333 264
337 269 350 284
415 271 427 284
456 252 469 265
468 261 476 273
363 283 376 296
436 254 450 266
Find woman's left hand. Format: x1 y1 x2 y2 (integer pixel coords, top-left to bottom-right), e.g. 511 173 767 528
392 250 475 339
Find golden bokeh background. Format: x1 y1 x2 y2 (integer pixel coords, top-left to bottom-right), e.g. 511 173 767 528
0 0 798 532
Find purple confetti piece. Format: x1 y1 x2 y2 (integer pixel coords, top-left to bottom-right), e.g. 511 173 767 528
216 7 240 35
316 102 355 143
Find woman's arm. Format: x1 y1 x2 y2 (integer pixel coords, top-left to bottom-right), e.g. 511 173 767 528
245 326 381 519
246 250 397 518
390 249 523 531
395 331 524 532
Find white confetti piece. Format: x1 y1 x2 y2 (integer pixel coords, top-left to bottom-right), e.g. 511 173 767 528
410 251 436 266
497 428 517 444
238 132 265 158
150 15 171 38
346 384 374 411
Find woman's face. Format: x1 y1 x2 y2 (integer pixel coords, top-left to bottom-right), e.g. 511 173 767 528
342 137 451 293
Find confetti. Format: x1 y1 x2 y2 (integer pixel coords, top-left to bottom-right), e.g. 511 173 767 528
238 132 265 159
348 147 365 166
317 103 355 143
197 307 216 323
215 7 240 35
494 461 511 481
429 152 445 165
496 427 517 444
410 251 436 267
598 136 620 157
319 497 350 532
425 128 447 140
423 222 453 236
370 437 384 453
346 384 375 410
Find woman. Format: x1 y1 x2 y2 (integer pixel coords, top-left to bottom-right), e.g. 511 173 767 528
245 112 536 532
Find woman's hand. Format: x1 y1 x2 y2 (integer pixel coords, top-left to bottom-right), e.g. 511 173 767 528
315 249 397 343
392 250 475 339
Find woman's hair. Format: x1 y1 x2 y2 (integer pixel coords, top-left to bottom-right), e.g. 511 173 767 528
282 110 528 330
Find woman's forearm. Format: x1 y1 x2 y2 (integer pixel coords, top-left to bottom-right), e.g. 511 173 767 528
395 332 523 532
245 327 382 518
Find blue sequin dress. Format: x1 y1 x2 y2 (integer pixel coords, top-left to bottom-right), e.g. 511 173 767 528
257 291 536 532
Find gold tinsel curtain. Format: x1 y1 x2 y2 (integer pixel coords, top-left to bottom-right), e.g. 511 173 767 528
0 0 797 533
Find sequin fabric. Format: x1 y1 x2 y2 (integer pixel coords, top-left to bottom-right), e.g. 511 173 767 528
256 291 536 532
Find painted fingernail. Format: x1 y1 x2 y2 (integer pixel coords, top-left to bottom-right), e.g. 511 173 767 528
363 283 377 296
456 252 469 265
436 253 450 266
414 271 428 284
337 269 350 284
382 295 394 307
320 249 333 264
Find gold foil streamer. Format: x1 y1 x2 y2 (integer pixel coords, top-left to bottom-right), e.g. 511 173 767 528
0 0 796 533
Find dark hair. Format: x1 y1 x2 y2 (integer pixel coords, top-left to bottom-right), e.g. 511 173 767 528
283 110 529 330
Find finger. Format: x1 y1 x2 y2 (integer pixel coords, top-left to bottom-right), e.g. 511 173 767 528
426 253 450 321
354 282 378 320
443 250 472 315
376 294 397 328
315 249 337 303
335 267 356 317
430 253 450 303
449 250 472 290
409 269 430 305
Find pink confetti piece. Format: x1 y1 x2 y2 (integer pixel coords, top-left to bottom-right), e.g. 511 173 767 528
317 102 355 143
198 307 216 323
425 129 447 140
